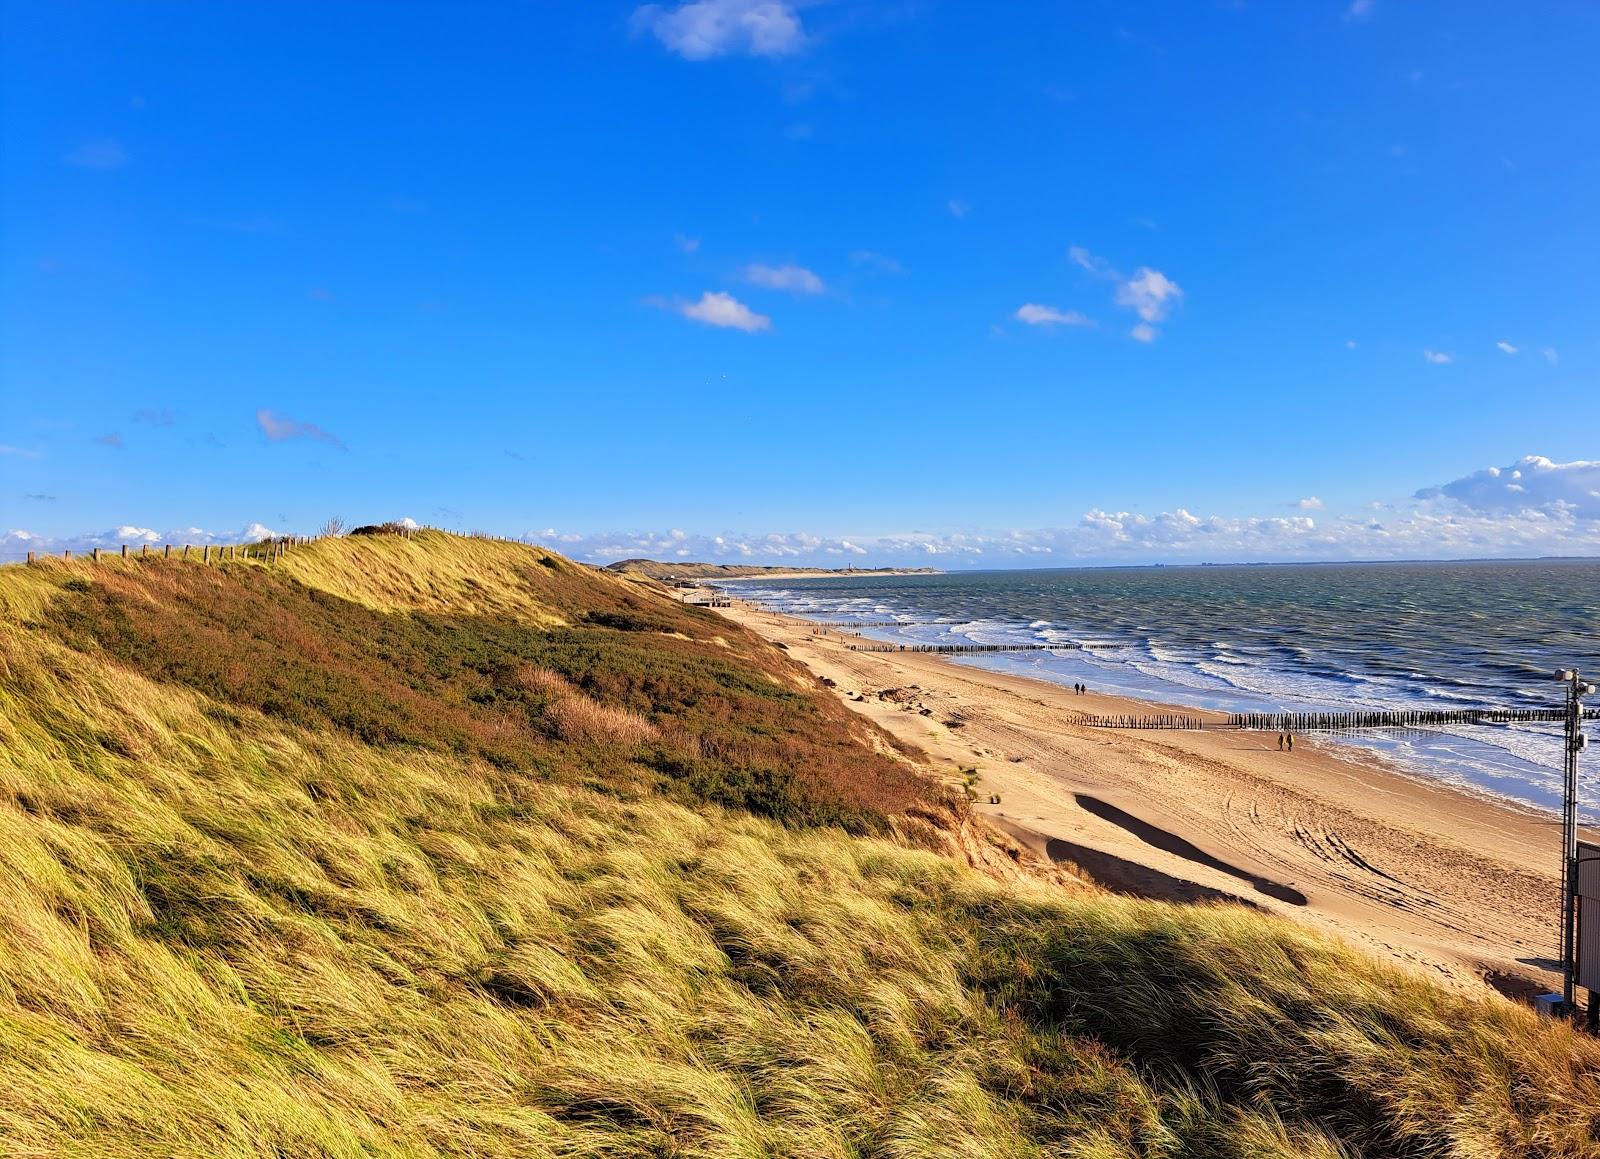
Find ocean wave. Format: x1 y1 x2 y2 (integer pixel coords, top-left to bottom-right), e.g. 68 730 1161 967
729 562 1599 818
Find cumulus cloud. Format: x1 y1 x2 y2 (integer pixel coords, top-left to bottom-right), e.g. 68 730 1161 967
133 407 176 426
675 233 700 253
517 456 1600 567
676 290 772 332
96 433 125 449
522 493 1600 568
64 139 127 169
1071 246 1182 341
25 455 1595 569
1414 455 1600 520
947 198 970 218
633 0 805 60
1115 267 1183 324
1 444 40 459
1496 341 1518 354
1422 349 1453 364
1015 303 1094 328
256 408 347 450
1544 347 1560 364
744 262 824 294
1344 0 1375 20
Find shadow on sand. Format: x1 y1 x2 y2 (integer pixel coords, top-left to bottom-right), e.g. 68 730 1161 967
1041 837 1263 908
1073 794 1309 907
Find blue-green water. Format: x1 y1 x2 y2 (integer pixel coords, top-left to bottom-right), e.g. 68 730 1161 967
722 560 1600 819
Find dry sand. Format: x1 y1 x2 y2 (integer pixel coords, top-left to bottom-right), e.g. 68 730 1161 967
716 598 1592 998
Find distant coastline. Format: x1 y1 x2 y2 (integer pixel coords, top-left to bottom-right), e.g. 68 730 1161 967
605 559 941 580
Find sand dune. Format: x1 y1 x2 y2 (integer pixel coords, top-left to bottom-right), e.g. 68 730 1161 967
717 599 1591 1000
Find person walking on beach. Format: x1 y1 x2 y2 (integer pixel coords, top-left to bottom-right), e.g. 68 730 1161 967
1278 733 1284 751
1286 733 1294 752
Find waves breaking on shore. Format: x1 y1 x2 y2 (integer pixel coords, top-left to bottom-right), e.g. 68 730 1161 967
720 560 1600 822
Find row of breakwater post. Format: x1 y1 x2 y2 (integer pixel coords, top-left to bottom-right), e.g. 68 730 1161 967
1085 706 1600 731
1083 713 1206 730
1225 707 1599 731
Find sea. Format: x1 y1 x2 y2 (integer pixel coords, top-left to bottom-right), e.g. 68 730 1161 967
719 560 1600 822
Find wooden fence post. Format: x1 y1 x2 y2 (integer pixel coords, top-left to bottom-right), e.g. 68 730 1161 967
203 545 210 563
164 545 171 558
92 547 101 561
121 544 128 558
64 550 72 559
26 551 34 564
183 545 191 560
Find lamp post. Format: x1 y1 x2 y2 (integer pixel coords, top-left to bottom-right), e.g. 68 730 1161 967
1556 669 1593 1012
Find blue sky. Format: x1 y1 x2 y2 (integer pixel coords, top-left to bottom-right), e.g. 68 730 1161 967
3 0 1598 565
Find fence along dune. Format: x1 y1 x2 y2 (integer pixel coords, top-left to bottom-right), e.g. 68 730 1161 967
1 529 1597 1156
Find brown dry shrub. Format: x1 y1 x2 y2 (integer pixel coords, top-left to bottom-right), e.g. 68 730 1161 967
543 694 659 748
513 665 572 697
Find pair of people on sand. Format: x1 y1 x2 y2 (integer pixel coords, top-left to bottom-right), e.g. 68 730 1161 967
1072 682 1087 695
1277 733 1294 751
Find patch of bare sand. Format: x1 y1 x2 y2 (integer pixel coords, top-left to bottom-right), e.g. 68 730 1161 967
718 600 1587 1000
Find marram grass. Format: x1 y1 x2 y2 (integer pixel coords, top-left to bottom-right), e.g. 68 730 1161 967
0 532 1596 1158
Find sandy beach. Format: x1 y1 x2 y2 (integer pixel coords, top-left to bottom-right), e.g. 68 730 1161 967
715 598 1593 998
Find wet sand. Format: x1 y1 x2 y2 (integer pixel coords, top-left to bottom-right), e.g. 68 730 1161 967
717 599 1592 998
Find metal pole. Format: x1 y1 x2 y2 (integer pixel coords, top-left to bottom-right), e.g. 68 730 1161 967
1560 670 1584 1012
1568 675 1580 1011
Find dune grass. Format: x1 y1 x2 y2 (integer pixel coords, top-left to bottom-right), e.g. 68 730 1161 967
31 533 929 830
1 532 1596 1157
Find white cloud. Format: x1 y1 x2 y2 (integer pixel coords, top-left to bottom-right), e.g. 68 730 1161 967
678 290 772 332
675 233 701 253
1345 340 1357 349
1544 347 1560 364
1415 455 1600 520
1344 0 1375 21
535 456 1600 566
633 0 805 60
1422 349 1453 364
1015 303 1094 328
849 250 902 274
257 408 347 450
21 456 1600 567
524 487 1600 567
744 262 824 294
1496 341 1518 354
64 139 127 169
1068 245 1113 276
1071 246 1182 342
947 198 970 218
1114 267 1183 323
0 444 41 458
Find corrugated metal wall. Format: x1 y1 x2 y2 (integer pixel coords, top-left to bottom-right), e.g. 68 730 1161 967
1579 841 1600 994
